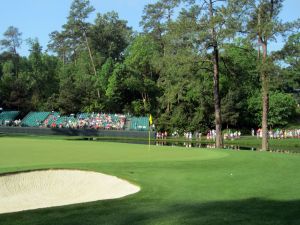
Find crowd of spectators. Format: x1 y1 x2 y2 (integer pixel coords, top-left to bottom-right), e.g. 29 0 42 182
256 128 300 139
171 130 241 140
184 131 193 139
223 130 241 140
169 128 300 140
43 112 126 130
171 131 202 139
156 131 168 139
206 130 216 140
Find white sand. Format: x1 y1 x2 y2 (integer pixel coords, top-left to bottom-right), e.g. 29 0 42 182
0 169 140 214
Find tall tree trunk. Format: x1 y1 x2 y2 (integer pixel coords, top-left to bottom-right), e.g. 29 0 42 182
213 45 223 148
142 92 148 112
83 31 97 77
62 53 65 65
83 31 100 98
257 8 261 60
261 40 269 151
209 0 223 148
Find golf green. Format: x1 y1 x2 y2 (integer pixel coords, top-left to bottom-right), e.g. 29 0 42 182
0 136 300 225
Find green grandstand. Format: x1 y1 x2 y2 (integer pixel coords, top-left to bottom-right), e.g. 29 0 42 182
129 117 149 131
0 111 19 125
21 112 51 127
1 110 151 133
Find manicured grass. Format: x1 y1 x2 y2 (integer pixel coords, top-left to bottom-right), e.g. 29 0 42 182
0 136 300 225
165 136 300 152
224 136 300 152
2 133 299 151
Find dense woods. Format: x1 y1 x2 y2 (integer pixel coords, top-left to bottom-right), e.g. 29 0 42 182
0 0 299 142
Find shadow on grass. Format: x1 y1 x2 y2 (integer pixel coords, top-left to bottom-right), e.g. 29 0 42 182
0 198 299 225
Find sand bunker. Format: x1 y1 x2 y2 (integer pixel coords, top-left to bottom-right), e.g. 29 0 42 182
0 169 140 214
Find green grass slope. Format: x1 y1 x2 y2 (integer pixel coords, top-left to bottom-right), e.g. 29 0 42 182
0 137 300 225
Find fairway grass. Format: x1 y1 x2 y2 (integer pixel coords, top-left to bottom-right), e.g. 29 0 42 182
0 136 300 225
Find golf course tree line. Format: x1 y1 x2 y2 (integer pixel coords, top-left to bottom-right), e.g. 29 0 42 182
0 1 299 146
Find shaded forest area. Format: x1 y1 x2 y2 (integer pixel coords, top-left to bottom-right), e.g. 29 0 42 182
0 0 299 134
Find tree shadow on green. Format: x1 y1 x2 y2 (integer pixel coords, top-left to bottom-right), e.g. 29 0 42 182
1 198 300 225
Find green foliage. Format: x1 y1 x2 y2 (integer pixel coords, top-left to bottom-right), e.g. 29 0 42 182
106 63 121 98
0 0 299 133
104 63 124 112
0 72 32 111
64 0 94 42
97 57 114 93
248 91 297 127
90 12 132 60
124 35 160 114
125 35 159 74
274 32 300 101
130 100 150 115
0 26 22 55
2 61 14 76
220 40 259 128
280 33 300 67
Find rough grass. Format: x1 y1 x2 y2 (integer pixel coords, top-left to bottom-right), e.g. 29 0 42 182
0 136 300 225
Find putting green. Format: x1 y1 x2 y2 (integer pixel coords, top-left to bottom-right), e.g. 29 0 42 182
0 137 228 169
